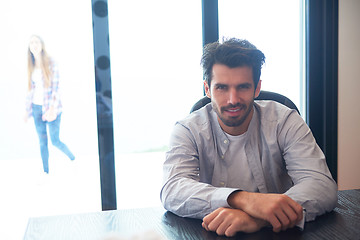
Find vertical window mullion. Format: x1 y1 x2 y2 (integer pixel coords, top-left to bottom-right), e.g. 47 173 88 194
305 0 338 181
91 0 117 210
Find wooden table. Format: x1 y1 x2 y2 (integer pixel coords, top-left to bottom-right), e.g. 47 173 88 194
24 189 360 240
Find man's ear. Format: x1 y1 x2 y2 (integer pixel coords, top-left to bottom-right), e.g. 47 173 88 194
204 81 211 98
254 80 262 98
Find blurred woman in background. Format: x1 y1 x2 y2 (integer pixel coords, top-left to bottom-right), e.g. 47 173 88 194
25 35 75 175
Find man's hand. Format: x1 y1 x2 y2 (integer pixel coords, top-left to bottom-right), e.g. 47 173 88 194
228 191 303 232
202 208 268 237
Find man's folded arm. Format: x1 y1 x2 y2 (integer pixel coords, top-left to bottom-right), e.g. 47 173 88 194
161 178 237 218
160 122 237 219
279 111 338 223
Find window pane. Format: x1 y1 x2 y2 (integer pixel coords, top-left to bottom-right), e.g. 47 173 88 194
108 0 203 209
0 1 100 238
219 0 304 115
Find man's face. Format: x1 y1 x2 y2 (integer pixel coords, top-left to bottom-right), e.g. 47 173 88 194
204 64 261 135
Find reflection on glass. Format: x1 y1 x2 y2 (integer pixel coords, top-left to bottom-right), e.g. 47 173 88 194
109 0 203 209
26 35 76 175
0 1 100 238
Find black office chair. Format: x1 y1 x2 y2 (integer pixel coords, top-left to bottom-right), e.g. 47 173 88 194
190 90 300 115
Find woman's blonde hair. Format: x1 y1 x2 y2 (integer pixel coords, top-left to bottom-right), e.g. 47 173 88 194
27 35 53 90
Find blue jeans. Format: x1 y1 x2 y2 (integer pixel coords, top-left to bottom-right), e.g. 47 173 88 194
32 104 75 173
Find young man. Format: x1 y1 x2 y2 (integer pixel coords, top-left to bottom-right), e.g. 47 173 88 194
160 38 337 237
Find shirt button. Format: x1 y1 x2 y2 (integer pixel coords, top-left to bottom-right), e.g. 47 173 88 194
224 140 228 144
221 155 224 159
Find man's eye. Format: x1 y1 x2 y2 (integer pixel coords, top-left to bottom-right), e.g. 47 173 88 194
216 85 227 90
238 85 251 90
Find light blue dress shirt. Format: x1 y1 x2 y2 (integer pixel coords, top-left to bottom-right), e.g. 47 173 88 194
160 100 337 225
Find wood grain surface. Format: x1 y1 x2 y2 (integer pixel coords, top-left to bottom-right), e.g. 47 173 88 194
24 189 360 240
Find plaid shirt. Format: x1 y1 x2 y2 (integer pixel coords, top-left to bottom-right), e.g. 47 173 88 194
25 59 62 118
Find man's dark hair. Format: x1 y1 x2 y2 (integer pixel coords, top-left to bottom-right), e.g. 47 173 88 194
200 38 265 88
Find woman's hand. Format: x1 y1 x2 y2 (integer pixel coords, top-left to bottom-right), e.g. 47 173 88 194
24 113 29 123
43 107 57 122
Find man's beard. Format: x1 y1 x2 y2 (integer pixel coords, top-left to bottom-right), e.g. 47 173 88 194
213 100 254 127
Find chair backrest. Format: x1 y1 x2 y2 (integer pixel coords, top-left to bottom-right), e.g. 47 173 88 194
190 90 300 115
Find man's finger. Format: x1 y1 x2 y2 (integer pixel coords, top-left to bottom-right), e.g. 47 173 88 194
289 201 304 222
203 208 221 225
268 215 282 233
214 220 231 236
202 222 209 231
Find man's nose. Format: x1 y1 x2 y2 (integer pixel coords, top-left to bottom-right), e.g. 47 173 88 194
228 88 238 105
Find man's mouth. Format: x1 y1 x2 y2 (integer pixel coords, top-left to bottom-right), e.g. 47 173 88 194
222 105 246 117
227 108 240 112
